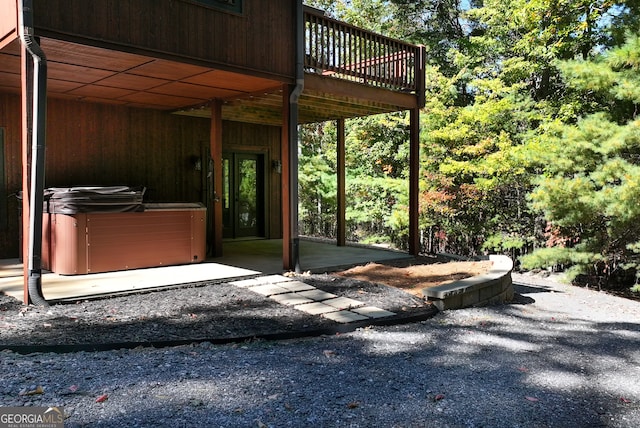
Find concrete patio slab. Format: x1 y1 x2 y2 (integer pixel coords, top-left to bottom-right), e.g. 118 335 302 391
248 284 291 296
297 289 338 301
294 301 340 315
0 261 258 302
269 293 314 306
279 281 315 292
257 275 294 284
352 306 396 319
322 310 369 323
219 238 412 274
323 296 366 310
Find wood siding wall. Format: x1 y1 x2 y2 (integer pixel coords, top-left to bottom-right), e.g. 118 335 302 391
32 0 295 81
0 93 22 259
223 121 282 239
0 93 283 258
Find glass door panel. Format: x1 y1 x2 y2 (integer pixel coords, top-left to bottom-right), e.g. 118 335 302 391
222 153 265 238
237 156 258 235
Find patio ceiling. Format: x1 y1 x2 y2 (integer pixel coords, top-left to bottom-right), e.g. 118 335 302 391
0 38 416 126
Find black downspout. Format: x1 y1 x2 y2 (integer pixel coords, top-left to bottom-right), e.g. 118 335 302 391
18 0 48 306
289 0 304 274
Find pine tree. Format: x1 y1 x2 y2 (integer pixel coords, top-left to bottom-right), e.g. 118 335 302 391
521 34 640 287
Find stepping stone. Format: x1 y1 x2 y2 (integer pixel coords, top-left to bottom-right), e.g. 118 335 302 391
297 289 337 301
352 306 396 319
294 301 339 315
248 283 290 296
323 310 369 323
229 278 262 288
322 297 365 310
279 281 315 292
269 293 314 306
258 275 294 284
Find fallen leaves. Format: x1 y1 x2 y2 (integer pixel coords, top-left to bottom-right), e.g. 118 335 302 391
19 385 44 396
95 393 109 403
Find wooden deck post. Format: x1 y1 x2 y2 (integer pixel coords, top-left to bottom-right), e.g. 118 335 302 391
282 82 303 271
337 118 346 246
409 107 420 256
281 84 292 270
209 99 223 257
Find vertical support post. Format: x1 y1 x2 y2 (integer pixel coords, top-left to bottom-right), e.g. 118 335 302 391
281 84 292 270
336 118 346 246
285 83 302 273
209 99 223 257
417 45 427 108
21 40 32 304
409 107 420 256
283 0 304 273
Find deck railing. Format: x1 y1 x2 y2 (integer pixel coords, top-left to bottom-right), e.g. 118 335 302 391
304 8 425 94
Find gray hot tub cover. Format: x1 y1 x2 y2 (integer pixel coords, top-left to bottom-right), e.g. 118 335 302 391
44 186 146 214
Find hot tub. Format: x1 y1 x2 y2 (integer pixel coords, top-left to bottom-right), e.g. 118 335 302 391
41 187 206 275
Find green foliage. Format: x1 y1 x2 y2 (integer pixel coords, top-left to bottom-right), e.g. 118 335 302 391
524 34 640 284
304 0 400 36
299 122 338 237
299 1 640 292
519 246 603 282
345 174 408 246
482 233 527 253
346 113 409 178
298 112 410 247
419 62 541 256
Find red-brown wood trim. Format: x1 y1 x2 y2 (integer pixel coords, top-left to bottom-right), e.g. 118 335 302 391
209 99 223 257
337 118 346 246
281 84 292 270
409 107 420 256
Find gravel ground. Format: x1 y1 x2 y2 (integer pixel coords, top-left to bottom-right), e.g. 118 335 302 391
1 272 639 427
0 273 434 350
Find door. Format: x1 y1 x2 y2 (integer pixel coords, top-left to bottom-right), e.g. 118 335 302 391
223 153 266 238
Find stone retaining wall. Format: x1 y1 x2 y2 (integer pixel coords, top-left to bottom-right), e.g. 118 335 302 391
422 255 514 311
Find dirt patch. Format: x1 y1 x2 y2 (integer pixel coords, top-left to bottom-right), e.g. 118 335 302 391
335 259 494 297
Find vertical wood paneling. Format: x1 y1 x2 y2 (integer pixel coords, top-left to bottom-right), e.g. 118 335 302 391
222 120 282 238
0 93 283 257
0 93 22 258
33 0 294 79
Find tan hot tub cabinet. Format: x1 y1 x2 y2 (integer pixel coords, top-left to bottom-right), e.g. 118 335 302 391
41 188 206 275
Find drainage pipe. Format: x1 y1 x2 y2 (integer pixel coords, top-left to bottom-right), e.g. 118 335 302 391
289 0 305 273
18 0 48 306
